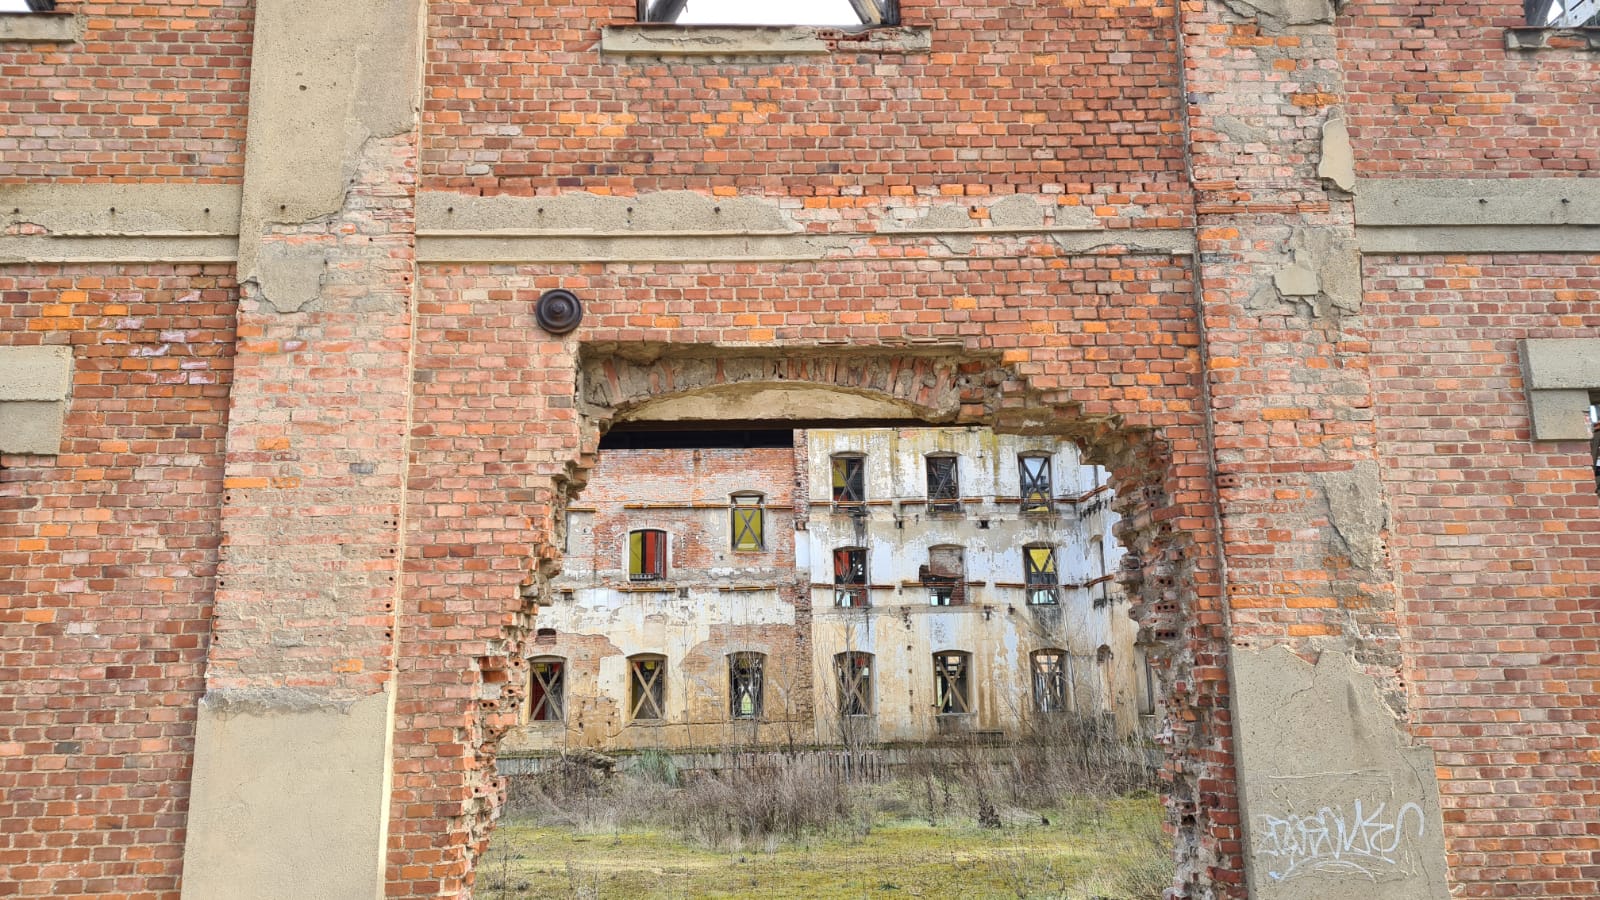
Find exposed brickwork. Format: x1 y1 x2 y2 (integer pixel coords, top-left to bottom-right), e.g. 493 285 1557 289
0 1 252 182
0 266 235 898
1342 1 1600 175
1366 255 1600 898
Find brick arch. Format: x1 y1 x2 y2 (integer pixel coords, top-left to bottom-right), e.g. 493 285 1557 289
408 341 1227 899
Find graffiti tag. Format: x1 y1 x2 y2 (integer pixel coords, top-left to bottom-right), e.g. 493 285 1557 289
1256 798 1426 882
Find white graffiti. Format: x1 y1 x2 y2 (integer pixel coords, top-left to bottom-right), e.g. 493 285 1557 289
1256 798 1426 882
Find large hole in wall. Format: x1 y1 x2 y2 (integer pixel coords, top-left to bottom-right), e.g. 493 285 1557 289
467 345 1210 897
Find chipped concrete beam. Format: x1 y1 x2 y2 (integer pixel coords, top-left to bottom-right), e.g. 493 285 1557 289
601 25 831 56
0 183 242 264
1357 225 1600 255
0 346 72 455
1521 339 1600 440
1355 178 1600 227
1233 646 1447 899
0 10 79 42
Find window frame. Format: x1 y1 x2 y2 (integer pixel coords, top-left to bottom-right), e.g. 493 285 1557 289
1023 544 1059 606
730 492 765 552
1031 649 1072 714
628 528 667 581
932 650 973 716
728 651 765 720
924 544 965 607
1019 453 1054 515
925 453 960 512
831 454 865 506
628 654 667 722
528 656 566 723
833 546 868 608
834 651 874 717
638 0 900 27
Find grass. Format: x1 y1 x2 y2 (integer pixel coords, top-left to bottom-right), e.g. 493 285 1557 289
479 792 1169 899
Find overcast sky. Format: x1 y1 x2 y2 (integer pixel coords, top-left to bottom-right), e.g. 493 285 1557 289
0 1 32 11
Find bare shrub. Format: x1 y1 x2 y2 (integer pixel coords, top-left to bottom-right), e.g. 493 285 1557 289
1005 712 1156 808
662 759 855 849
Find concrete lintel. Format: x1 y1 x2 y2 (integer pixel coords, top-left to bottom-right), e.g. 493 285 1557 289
181 688 395 900
1356 224 1600 255
0 235 240 265
0 11 80 43
1 183 243 235
1522 338 1600 390
1528 389 1591 441
0 401 67 455
601 25 832 56
1355 178 1600 227
1505 26 1600 51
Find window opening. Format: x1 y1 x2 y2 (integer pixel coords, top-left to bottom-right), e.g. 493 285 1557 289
729 652 765 719
528 657 565 722
1525 0 1599 26
834 652 874 716
1031 649 1072 714
922 545 965 606
629 655 667 721
933 651 973 715
628 529 666 580
1024 545 1058 605
1019 454 1053 514
731 493 764 552
639 0 898 26
834 546 868 607
1137 648 1157 717
925 454 959 513
1096 645 1114 712
831 455 865 506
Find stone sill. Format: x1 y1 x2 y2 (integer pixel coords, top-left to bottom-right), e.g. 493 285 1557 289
1505 26 1600 51
600 24 931 58
0 12 79 43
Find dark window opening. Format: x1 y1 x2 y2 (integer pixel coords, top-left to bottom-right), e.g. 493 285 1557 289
834 546 868 607
835 651 873 716
922 545 965 606
926 454 959 513
639 0 899 27
1525 0 1599 26
528 657 565 722
23 1 58 10
1019 454 1053 514
832 455 865 506
731 493 764 551
1032 649 1070 714
629 529 666 580
933 651 972 716
629 655 666 721
598 426 795 450
729 652 765 720
1024 545 1058 606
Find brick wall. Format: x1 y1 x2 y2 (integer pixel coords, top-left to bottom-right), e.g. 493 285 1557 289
0 1 251 182
1367 255 1600 898
0 266 235 897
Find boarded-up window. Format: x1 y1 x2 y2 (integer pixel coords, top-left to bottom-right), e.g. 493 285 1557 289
729 652 765 720
1019 454 1053 514
933 651 972 715
731 493 764 551
1024 545 1058 605
1031 649 1071 714
834 546 867 607
835 652 873 716
832 455 865 504
629 654 666 721
922 545 965 606
529 657 565 722
629 529 666 580
926 454 959 512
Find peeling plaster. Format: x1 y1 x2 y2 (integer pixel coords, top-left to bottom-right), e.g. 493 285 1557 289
1316 462 1388 572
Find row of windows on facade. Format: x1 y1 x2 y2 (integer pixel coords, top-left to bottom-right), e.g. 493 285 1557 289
628 527 1099 608
525 649 1109 724
829 452 1067 514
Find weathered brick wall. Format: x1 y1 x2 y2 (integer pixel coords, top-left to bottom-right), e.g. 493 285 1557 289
1366 256 1600 898
0 1 251 182
1341 0 1600 174
0 266 235 897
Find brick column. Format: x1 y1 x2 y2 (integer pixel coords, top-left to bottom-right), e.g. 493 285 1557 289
1178 0 1447 896
179 2 426 898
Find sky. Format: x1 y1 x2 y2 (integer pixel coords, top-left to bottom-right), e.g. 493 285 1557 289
673 0 863 26
0 1 32 11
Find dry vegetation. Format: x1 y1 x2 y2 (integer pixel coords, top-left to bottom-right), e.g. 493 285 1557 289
483 717 1171 899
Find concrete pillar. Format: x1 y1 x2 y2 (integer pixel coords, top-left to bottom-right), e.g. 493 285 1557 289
180 2 426 897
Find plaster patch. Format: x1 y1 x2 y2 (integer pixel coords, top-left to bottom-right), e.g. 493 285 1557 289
1218 0 1337 29
1316 462 1388 571
1318 109 1356 194
254 244 327 313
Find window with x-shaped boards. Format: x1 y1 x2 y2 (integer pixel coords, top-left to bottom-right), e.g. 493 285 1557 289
933 651 973 716
527 657 565 722
730 493 764 552
729 652 765 719
834 651 873 716
1019 454 1053 514
629 654 667 721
